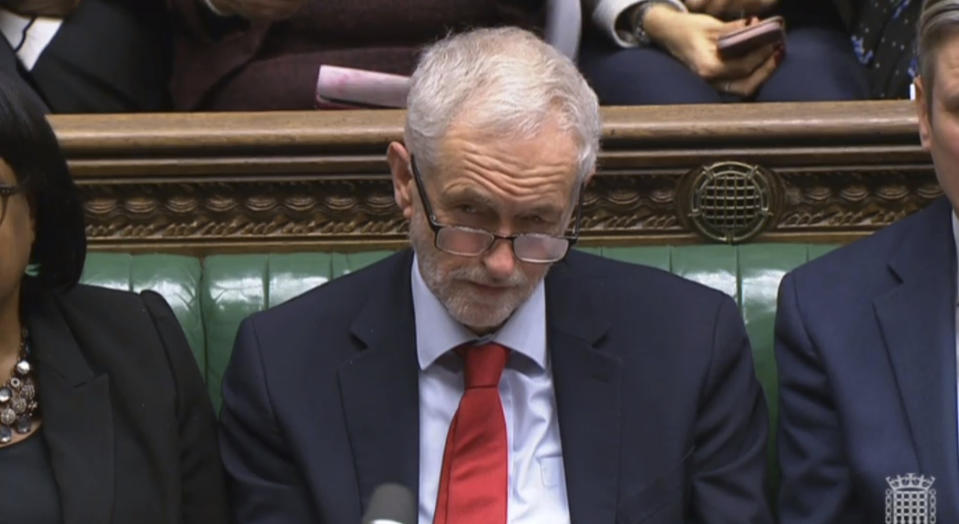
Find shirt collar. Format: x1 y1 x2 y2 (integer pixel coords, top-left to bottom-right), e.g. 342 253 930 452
411 254 547 371
952 210 959 306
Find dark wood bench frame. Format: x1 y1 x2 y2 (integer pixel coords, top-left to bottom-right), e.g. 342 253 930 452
53 100 936 254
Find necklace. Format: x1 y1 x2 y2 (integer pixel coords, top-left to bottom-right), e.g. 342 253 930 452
0 326 38 444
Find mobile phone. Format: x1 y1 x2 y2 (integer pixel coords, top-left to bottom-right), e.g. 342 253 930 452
717 16 785 59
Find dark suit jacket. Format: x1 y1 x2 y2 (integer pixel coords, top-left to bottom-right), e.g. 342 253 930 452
21 0 172 112
220 249 772 523
776 196 958 523
22 280 229 524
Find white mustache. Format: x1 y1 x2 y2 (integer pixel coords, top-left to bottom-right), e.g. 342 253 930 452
449 266 528 288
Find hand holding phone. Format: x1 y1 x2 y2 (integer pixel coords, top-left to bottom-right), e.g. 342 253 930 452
717 16 784 59
642 8 782 97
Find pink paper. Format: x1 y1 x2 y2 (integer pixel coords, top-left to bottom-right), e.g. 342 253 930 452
315 65 411 109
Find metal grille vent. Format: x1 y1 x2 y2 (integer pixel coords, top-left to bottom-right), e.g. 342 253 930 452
681 162 779 243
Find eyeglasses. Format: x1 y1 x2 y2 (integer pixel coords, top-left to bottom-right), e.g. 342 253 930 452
0 183 23 227
410 156 583 264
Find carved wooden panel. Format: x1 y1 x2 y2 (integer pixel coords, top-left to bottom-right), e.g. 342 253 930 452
52 101 938 253
78 178 407 251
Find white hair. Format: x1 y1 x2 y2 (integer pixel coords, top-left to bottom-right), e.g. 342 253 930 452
404 27 601 184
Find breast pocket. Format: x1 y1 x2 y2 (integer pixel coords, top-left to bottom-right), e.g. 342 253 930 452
538 455 565 489
615 448 693 524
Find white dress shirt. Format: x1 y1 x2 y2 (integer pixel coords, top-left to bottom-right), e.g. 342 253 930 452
952 212 959 451
412 256 570 524
587 0 687 48
0 10 61 71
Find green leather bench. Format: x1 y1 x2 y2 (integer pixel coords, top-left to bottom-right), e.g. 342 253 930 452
79 244 839 498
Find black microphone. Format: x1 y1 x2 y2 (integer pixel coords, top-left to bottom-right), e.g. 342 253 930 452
361 483 416 524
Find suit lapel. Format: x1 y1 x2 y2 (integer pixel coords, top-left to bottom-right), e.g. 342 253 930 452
875 198 959 506
337 251 420 511
546 260 621 524
26 290 115 524
335 251 624 520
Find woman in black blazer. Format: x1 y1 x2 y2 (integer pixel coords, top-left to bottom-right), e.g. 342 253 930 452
0 75 228 522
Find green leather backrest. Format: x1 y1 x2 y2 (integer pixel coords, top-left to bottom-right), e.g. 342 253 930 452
200 251 393 408
77 244 841 499
77 245 840 412
80 253 206 375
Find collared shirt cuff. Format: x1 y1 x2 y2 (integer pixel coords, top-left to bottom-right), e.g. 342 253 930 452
591 0 687 48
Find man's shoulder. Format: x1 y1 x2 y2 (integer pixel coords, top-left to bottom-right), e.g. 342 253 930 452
556 250 733 311
246 250 411 334
786 198 946 292
563 249 729 292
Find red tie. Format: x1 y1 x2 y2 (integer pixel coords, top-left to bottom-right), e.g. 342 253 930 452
433 343 509 524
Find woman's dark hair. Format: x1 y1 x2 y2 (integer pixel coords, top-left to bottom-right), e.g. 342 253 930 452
0 74 85 290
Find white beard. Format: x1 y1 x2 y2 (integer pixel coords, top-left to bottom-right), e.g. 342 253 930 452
409 215 541 333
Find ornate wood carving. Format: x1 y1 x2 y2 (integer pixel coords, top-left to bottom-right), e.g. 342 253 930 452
52 101 938 252
79 178 408 250
777 168 941 232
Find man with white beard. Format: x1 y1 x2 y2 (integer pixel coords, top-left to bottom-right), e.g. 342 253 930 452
219 26 773 524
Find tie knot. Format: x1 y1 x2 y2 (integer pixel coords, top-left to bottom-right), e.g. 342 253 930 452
458 343 508 389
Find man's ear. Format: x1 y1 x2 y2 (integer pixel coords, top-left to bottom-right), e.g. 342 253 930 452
916 76 933 150
575 170 595 204
387 141 415 220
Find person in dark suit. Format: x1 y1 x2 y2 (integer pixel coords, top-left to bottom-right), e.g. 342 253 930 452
0 0 172 112
776 2 959 521
219 27 773 523
0 74 228 523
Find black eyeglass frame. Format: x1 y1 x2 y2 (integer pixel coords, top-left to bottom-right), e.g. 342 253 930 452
409 155 585 263
0 183 24 227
